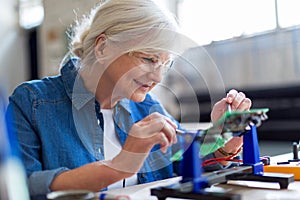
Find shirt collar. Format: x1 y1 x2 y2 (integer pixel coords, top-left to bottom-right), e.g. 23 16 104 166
61 58 95 110
61 58 134 115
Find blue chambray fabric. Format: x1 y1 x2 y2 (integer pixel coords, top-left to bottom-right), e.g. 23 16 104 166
6 58 180 197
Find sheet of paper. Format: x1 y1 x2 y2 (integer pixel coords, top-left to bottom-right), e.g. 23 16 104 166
98 176 182 200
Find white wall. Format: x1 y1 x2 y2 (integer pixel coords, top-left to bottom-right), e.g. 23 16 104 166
205 28 300 90
157 28 300 98
153 28 300 118
0 0 28 96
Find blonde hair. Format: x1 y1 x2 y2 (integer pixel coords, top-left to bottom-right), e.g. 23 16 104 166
68 0 179 66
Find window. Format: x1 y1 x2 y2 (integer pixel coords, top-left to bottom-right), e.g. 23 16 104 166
277 0 300 28
19 0 44 29
177 0 299 45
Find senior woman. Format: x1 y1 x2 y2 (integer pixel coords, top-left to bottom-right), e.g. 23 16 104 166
6 0 251 198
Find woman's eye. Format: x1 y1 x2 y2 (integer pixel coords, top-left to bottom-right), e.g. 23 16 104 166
142 57 155 64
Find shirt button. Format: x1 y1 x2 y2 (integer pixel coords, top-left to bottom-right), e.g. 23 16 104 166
141 173 146 178
98 148 102 154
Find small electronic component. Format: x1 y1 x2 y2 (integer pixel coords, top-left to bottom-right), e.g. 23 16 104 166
173 108 270 159
216 108 269 133
293 142 299 161
201 108 269 156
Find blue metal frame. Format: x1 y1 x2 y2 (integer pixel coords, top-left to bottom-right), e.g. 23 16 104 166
180 132 208 193
242 124 264 174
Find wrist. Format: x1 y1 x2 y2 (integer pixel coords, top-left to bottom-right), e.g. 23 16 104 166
216 147 242 158
109 150 148 174
217 147 235 157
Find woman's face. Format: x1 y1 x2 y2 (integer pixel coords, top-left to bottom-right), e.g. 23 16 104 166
101 51 172 103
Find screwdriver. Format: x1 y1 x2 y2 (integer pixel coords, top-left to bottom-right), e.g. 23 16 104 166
227 103 232 113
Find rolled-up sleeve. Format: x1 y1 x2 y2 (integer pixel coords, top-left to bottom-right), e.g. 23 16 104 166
28 167 69 195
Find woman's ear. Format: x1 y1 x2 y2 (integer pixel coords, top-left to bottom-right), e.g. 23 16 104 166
94 33 107 61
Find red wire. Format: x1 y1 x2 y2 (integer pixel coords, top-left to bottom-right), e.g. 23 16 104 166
202 147 243 167
202 158 243 167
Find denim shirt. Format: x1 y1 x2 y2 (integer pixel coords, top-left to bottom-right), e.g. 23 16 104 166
6 58 184 197
7 58 226 198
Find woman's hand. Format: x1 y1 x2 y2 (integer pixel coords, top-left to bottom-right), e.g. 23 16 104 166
125 112 178 153
211 89 252 123
210 89 252 163
111 112 178 174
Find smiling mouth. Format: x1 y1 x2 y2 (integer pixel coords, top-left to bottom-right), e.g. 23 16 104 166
134 80 152 88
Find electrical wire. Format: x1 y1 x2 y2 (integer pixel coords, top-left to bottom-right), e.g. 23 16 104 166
202 147 243 167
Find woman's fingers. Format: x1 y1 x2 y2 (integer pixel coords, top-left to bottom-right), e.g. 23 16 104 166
226 89 252 111
128 112 177 153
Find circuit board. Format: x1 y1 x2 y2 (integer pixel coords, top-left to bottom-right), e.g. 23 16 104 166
200 108 269 156
172 108 270 159
216 108 269 133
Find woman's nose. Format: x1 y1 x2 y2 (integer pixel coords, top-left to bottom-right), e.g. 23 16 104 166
147 69 163 83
